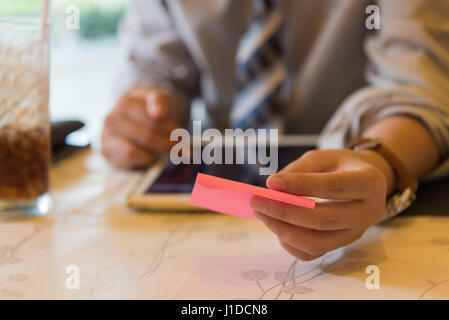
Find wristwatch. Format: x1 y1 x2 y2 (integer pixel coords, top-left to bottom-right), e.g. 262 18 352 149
347 138 418 220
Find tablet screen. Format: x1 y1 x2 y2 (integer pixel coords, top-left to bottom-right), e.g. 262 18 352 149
146 146 314 194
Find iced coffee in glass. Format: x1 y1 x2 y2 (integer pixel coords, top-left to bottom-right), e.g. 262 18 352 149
0 17 51 217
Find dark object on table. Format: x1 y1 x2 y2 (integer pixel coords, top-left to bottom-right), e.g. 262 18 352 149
51 120 89 162
51 120 85 150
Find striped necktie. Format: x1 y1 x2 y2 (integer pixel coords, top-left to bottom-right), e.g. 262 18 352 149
231 0 287 130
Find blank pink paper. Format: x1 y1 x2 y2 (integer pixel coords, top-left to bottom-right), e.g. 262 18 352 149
189 173 315 219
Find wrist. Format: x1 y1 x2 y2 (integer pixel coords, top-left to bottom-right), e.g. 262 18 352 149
358 149 396 195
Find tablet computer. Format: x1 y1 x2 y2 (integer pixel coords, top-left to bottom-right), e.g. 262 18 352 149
127 134 318 211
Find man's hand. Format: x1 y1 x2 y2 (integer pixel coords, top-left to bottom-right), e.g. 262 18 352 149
101 86 189 169
250 149 395 261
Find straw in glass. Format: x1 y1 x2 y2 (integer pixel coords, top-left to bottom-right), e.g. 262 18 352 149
41 0 50 40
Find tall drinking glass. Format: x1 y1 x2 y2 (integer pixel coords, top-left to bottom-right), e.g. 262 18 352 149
0 17 51 218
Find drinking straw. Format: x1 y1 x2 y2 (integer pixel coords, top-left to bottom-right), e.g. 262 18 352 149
41 0 50 40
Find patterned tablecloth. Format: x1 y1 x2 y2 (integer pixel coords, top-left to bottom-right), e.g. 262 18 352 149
0 149 448 300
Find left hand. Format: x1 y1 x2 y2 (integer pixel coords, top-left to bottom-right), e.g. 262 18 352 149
250 148 395 261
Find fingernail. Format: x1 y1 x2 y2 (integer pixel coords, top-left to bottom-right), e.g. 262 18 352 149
267 175 286 191
250 197 265 211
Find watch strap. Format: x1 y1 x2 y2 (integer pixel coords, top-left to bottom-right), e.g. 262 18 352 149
347 138 418 192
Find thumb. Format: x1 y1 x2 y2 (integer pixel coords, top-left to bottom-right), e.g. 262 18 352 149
279 150 335 174
266 172 318 195
146 89 189 124
146 90 170 120
267 170 371 200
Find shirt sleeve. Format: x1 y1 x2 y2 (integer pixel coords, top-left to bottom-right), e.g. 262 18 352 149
114 0 200 102
319 0 449 181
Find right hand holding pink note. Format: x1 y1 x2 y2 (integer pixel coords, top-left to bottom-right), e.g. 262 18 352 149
250 149 390 261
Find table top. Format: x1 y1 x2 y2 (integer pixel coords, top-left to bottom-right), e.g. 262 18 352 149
1 148 449 300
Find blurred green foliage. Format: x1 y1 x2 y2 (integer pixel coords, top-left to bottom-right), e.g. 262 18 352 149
79 5 125 39
0 0 41 16
0 0 127 40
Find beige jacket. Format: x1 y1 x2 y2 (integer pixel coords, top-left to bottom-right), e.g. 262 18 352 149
117 0 449 180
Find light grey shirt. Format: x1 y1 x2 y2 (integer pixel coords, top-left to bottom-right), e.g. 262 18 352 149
117 0 449 180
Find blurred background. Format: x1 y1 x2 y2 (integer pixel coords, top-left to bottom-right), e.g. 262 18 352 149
1 0 128 141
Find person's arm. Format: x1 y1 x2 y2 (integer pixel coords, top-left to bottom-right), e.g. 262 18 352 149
115 0 199 101
361 115 440 195
250 0 449 261
249 116 441 262
102 0 200 169
320 0 449 183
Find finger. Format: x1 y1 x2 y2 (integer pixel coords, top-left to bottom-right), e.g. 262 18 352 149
279 240 323 261
101 132 155 169
254 211 363 256
250 196 372 230
105 112 175 154
121 106 180 138
146 91 166 119
116 95 181 136
115 96 153 128
279 150 336 174
146 90 187 124
266 169 379 200
119 88 185 132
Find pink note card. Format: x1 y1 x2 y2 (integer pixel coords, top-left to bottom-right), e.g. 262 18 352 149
189 173 315 219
